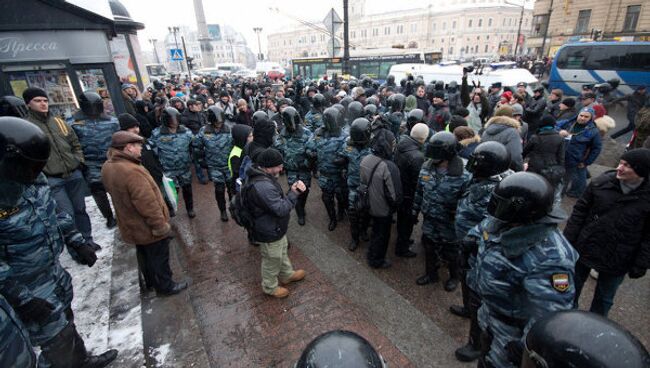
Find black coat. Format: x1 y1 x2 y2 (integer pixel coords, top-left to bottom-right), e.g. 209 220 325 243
246 165 298 243
524 95 547 132
564 171 650 276
395 136 424 200
523 129 565 183
180 110 206 135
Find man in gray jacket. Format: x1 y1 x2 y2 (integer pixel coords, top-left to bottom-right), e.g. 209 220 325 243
481 114 524 171
359 129 403 269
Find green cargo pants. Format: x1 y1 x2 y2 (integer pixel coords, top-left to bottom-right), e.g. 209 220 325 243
259 235 294 294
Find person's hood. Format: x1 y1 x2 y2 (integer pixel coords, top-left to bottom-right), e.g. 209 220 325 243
594 115 616 135
135 100 148 115
483 115 520 135
459 135 480 147
231 123 252 148
371 129 395 159
397 135 422 154
252 119 276 148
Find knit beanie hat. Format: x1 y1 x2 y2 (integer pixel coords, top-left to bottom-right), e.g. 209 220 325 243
455 107 470 118
118 113 139 131
620 149 650 178
433 91 445 100
448 115 468 133
410 123 429 143
539 115 556 128
22 87 48 104
405 95 417 112
501 91 513 101
561 98 576 108
494 105 514 117
257 147 284 168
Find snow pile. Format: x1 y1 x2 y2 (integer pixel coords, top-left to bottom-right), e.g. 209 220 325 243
149 343 171 367
59 197 116 354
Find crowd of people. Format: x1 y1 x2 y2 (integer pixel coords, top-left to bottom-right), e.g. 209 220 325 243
0 64 649 367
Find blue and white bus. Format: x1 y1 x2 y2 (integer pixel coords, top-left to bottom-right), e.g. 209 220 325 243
549 41 650 97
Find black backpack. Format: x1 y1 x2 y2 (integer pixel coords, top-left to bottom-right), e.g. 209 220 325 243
229 176 260 229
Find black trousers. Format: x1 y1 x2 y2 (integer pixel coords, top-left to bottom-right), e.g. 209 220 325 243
89 182 114 221
136 238 174 293
395 197 415 254
367 215 392 267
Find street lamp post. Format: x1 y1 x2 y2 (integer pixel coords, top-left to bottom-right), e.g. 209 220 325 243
514 1 525 56
253 27 263 61
149 38 160 64
226 37 236 63
168 26 184 72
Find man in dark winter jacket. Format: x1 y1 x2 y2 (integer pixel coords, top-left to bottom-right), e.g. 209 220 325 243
246 148 306 298
359 129 403 269
523 115 565 203
564 149 650 317
395 123 427 257
428 91 452 132
182 99 209 184
524 86 547 137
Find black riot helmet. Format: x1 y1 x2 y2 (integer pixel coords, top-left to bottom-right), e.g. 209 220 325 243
276 97 292 111
361 76 373 89
406 109 425 131
79 91 104 118
487 172 553 223
322 107 341 135
312 93 327 110
386 75 395 85
253 110 269 126
425 131 459 161
207 106 226 126
340 96 353 109
466 141 511 178
425 83 436 96
523 310 650 368
332 103 345 117
448 80 458 92
366 96 379 107
282 106 301 132
169 96 185 110
348 79 358 89
414 76 425 87
0 117 50 184
295 330 386 368
350 117 372 146
161 107 181 128
364 104 378 118
391 93 406 112
607 78 621 90
347 101 364 122
435 80 445 91
0 96 28 118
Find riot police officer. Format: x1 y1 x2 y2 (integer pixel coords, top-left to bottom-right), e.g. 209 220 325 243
0 117 117 367
295 330 386 368
306 107 348 231
413 132 470 289
305 93 327 132
193 106 233 221
149 107 196 218
384 93 406 138
275 107 313 225
451 141 512 362
470 172 578 368
0 95 28 118
70 91 120 231
338 118 373 251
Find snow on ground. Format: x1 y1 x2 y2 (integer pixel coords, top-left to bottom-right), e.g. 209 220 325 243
149 343 171 367
59 197 115 354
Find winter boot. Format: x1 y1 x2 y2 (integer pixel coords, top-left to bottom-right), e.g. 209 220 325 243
183 184 195 218
322 192 337 231
215 183 228 221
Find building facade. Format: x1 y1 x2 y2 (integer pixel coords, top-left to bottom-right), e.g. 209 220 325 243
528 0 650 57
267 0 533 67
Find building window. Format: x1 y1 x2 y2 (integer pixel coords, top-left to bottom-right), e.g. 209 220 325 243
397 24 404 34
384 26 390 35
503 18 506 26
524 18 528 27
352 31 356 38
508 18 512 26
452 20 457 29
433 23 437 31
321 34 325 41
623 5 641 32
449 46 454 54
411 23 417 33
468 19 473 27
484 44 488 53
311 35 316 43
362 29 367 38
478 19 483 27
442 22 447 30
488 18 493 27
575 9 591 33
373 28 379 36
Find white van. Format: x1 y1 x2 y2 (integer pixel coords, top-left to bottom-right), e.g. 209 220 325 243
388 63 540 93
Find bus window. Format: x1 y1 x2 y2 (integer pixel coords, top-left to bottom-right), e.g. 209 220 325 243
623 45 650 71
311 63 326 79
555 46 590 69
359 61 380 79
379 62 394 80
585 45 627 70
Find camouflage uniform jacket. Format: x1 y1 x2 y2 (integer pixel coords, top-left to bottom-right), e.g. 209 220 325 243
70 116 119 184
275 126 313 172
149 125 194 181
193 124 233 183
340 141 371 193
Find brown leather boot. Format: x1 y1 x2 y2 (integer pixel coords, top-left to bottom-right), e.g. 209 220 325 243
282 269 306 285
271 286 289 298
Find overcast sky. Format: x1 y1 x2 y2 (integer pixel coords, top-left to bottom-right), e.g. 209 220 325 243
119 0 432 54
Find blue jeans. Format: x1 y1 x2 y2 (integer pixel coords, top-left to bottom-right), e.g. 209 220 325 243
564 165 587 197
574 261 625 317
47 169 92 241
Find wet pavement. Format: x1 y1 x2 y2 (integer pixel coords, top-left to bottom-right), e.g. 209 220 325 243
147 136 648 367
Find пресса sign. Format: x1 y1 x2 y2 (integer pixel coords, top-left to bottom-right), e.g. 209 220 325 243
0 30 111 64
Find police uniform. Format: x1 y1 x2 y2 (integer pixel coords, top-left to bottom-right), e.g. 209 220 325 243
340 140 372 244
470 216 578 368
0 295 35 367
275 125 313 222
193 123 233 214
304 110 323 133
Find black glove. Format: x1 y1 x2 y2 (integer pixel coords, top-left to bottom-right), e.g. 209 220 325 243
628 267 647 279
410 210 419 225
75 243 98 267
461 236 479 255
505 340 524 367
15 297 55 324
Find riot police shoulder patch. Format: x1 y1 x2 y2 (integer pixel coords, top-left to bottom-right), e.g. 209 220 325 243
0 207 20 219
551 273 570 292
